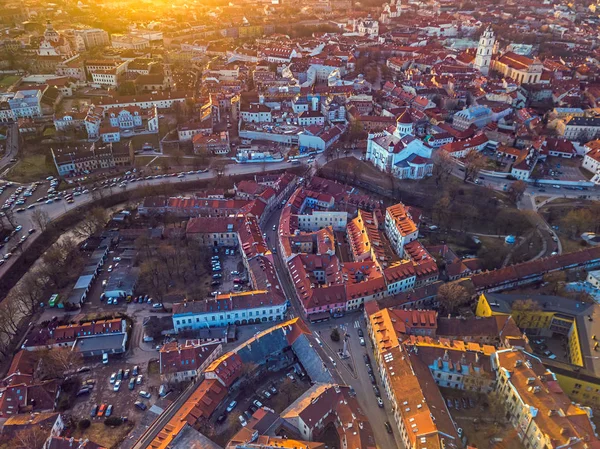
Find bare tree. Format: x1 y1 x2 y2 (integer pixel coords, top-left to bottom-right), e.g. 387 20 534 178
38 348 83 379
13 426 48 449
73 207 108 238
463 151 486 183
2 208 17 229
11 272 44 316
31 208 51 232
437 282 471 315
432 150 455 186
507 180 527 204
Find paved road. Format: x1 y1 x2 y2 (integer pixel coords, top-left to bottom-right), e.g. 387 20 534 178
0 123 19 175
263 203 401 449
0 160 297 276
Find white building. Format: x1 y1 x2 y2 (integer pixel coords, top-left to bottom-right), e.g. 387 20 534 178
111 34 150 50
452 105 493 131
380 0 401 24
365 109 434 180
297 211 348 232
582 144 600 178
473 26 495 76
75 28 110 49
172 293 287 331
354 17 379 37
7 90 42 118
240 103 272 123
384 203 419 257
298 110 325 127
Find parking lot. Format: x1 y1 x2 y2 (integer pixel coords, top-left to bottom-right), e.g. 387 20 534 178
441 389 523 449
209 246 248 297
207 362 312 446
70 357 162 422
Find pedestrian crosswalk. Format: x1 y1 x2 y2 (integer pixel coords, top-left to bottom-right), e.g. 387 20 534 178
353 320 361 329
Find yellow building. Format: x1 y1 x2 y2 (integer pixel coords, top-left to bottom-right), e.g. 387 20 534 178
478 292 600 407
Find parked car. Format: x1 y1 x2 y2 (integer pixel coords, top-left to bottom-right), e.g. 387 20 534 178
77 387 91 396
109 373 116 384
129 378 135 390
139 391 151 399
253 399 263 408
90 405 98 417
105 405 113 417
239 415 247 427
132 365 139 376
97 404 107 417
226 401 237 412
113 380 121 391
134 401 147 411
136 375 143 385
216 414 227 424
359 337 365 346
357 328 364 337
377 397 384 408
384 421 393 434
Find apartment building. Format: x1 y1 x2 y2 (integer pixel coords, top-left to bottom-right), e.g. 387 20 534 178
159 341 222 382
172 293 287 331
7 89 43 118
75 28 110 49
558 116 600 141
384 203 419 257
493 349 599 449
51 141 133 177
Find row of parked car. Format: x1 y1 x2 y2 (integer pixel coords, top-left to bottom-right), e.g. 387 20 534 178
90 403 114 418
109 366 142 391
219 385 279 427
362 353 384 409
446 396 476 410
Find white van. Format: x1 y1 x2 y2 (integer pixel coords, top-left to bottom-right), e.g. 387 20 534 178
102 353 108 364
328 356 336 367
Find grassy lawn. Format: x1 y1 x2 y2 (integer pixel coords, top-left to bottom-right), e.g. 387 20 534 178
559 236 584 254
7 153 57 183
128 134 159 150
580 167 595 181
0 75 20 87
147 359 160 375
71 422 134 449
535 195 551 205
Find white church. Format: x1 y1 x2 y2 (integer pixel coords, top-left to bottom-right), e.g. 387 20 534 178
380 0 402 24
473 26 495 75
365 109 434 180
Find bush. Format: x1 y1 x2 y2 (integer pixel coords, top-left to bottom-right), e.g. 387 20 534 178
56 395 72 412
104 417 123 426
330 328 340 342
78 419 91 430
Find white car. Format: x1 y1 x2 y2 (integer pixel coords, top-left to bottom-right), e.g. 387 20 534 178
113 380 121 391
239 415 247 427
